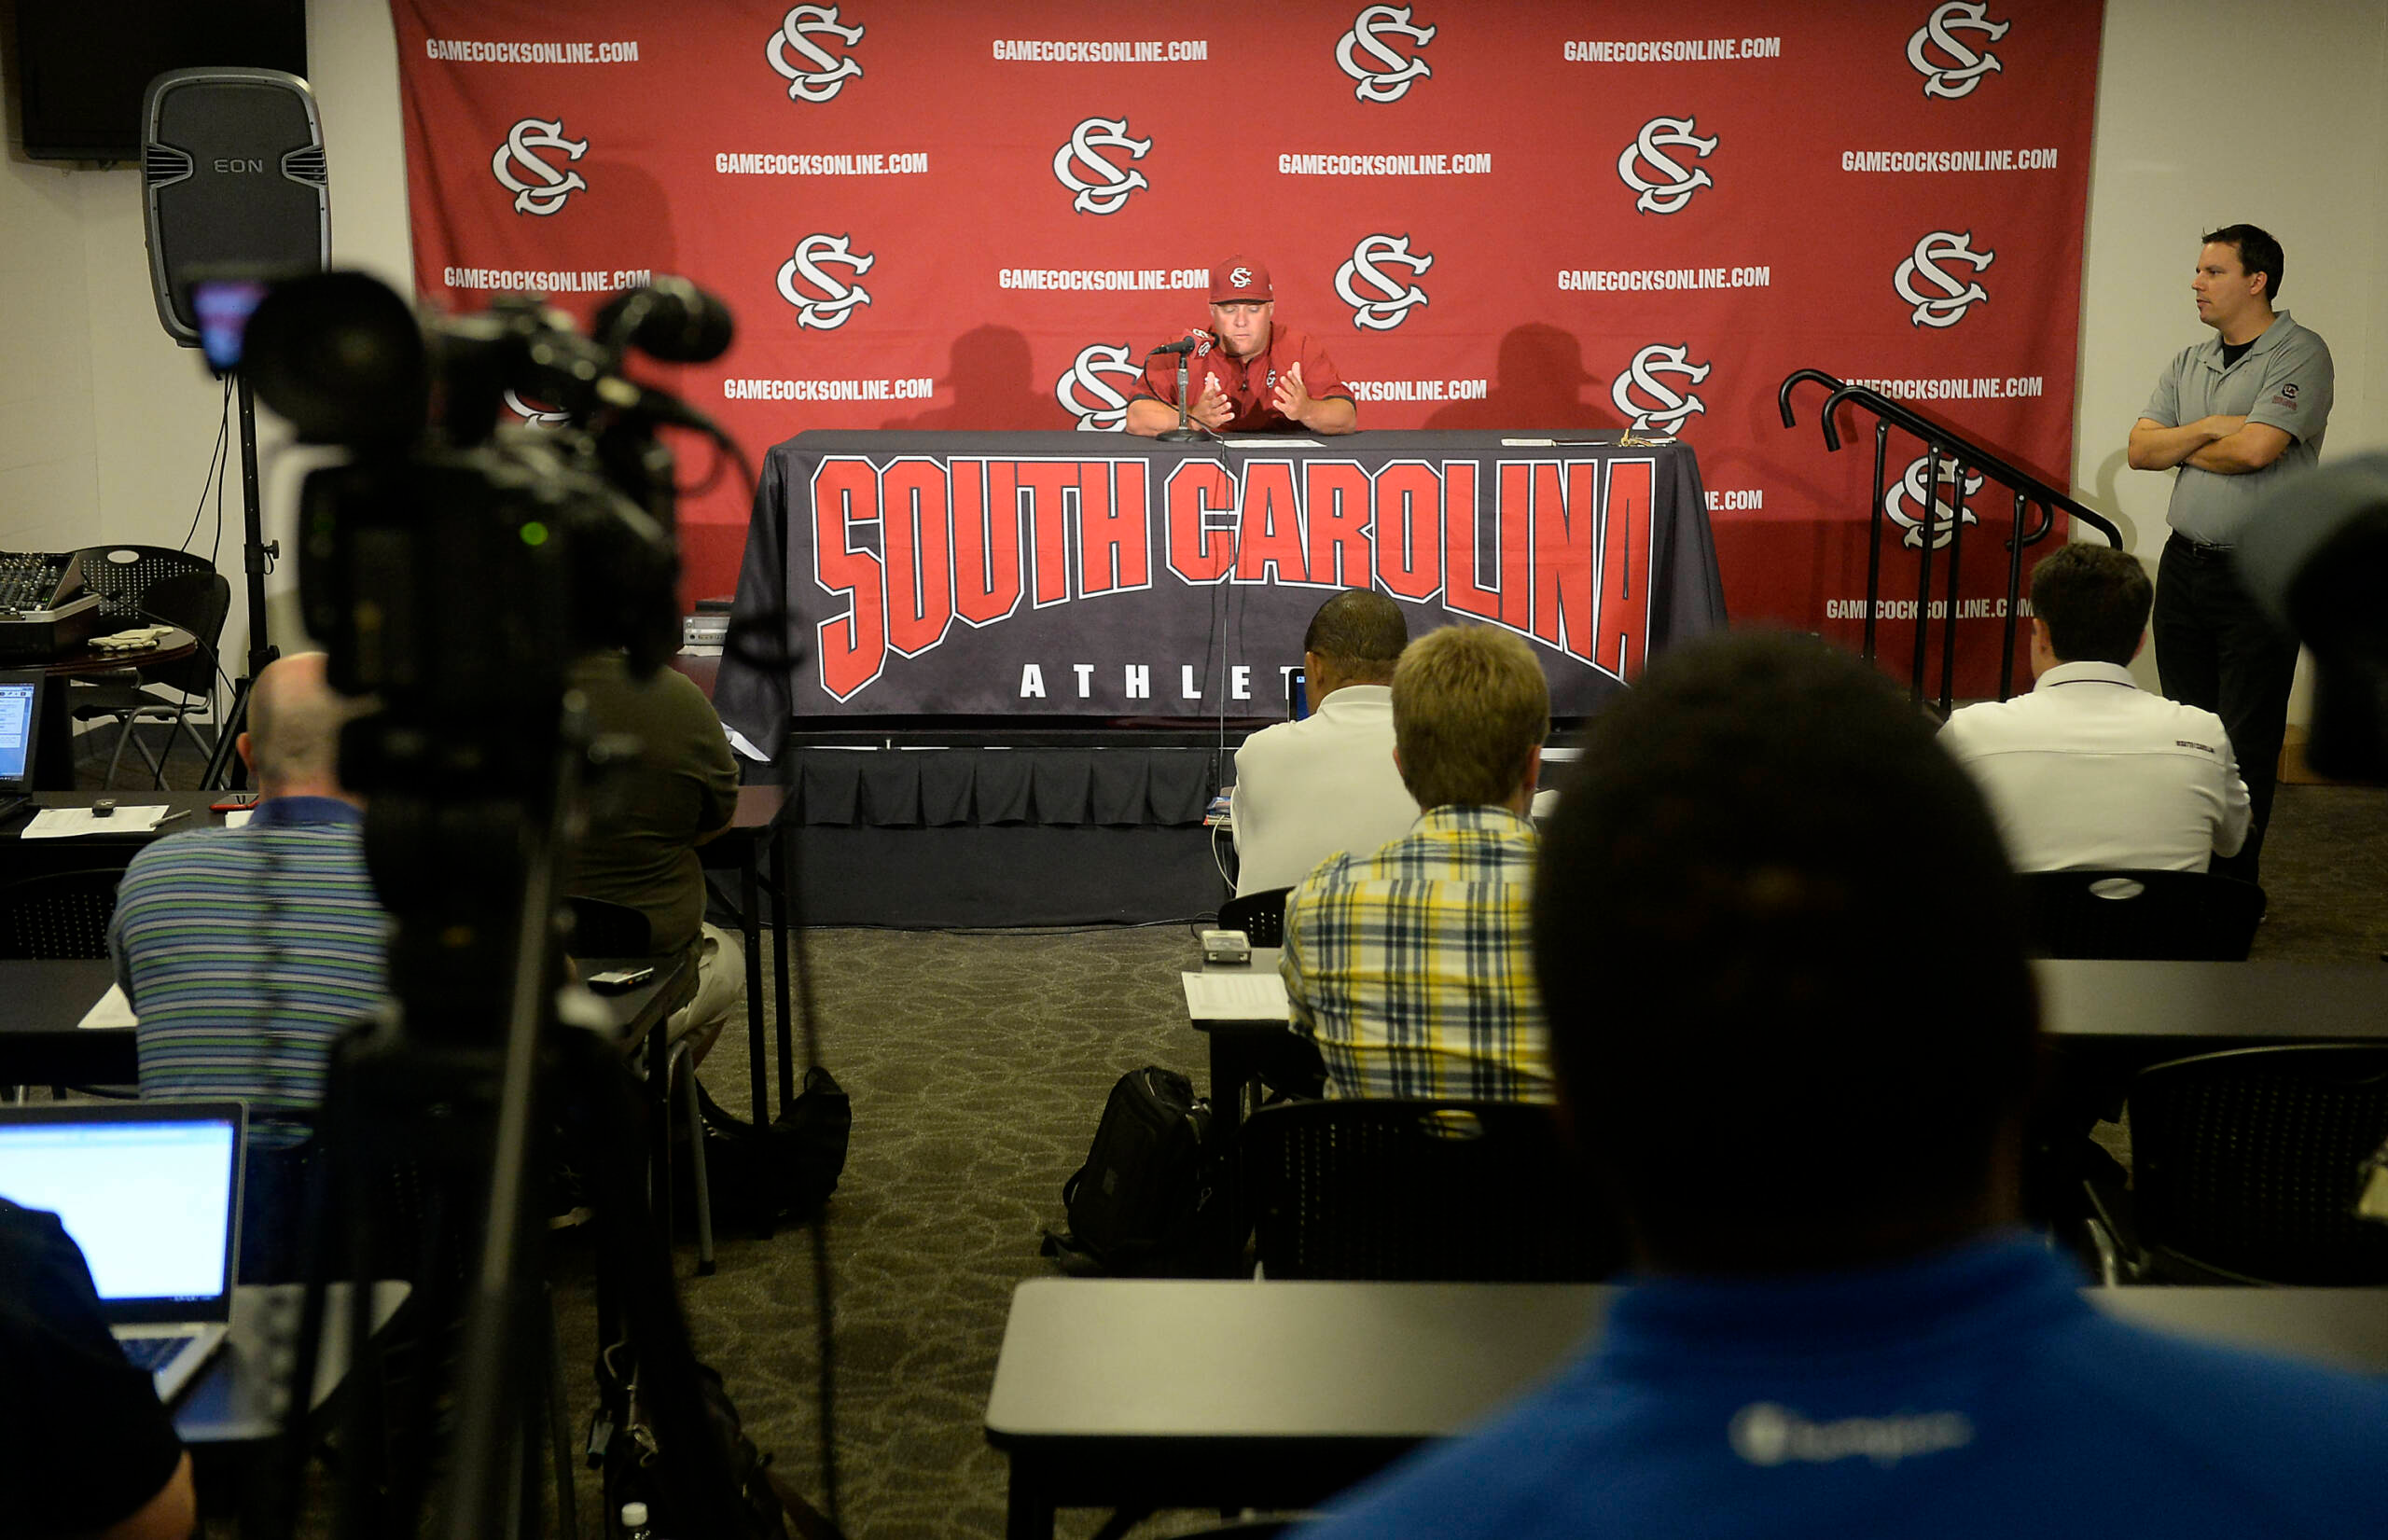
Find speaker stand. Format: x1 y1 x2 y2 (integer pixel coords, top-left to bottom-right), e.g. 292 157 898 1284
206 370 280 789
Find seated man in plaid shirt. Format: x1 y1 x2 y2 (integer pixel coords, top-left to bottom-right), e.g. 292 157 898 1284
1280 624 1554 1102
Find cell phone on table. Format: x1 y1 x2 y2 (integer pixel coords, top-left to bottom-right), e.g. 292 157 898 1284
210 792 260 812
1288 667 1308 721
586 966 656 993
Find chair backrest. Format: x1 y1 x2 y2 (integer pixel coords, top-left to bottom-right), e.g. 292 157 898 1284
2129 1044 2388 1284
2019 868 2266 961
135 571 231 699
0 868 126 959
564 895 652 958
72 546 217 627
1243 1099 1627 1282
1219 885 1293 948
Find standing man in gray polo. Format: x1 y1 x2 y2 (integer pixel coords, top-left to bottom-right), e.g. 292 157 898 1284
2127 224 2331 880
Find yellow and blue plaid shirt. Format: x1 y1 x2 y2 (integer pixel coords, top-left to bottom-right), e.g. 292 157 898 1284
1280 804 1554 1103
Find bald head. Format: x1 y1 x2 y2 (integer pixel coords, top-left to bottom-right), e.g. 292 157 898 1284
238 653 364 801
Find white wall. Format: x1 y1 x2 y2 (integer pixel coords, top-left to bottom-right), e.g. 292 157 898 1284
0 0 411 687
9 1 2388 718
2074 0 2388 708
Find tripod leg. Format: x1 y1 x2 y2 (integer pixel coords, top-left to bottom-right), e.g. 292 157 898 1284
201 674 256 790
543 1282 580 1540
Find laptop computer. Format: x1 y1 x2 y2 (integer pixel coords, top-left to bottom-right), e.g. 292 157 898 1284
0 1101 244 1401
0 668 44 814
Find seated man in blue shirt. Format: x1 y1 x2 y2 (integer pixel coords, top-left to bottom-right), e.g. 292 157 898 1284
111 651 383 1277
1299 631 2388 1540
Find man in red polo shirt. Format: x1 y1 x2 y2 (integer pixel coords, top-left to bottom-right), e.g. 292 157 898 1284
1124 257 1359 436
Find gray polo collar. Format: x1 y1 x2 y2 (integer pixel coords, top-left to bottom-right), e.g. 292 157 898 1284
2196 309 2298 373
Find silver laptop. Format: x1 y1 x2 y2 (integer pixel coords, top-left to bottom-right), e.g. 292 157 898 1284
0 1101 244 1401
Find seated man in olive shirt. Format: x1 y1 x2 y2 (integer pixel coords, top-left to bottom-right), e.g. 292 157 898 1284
565 651 743 1059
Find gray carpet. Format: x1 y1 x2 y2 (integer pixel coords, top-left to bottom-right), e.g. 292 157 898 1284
539 781 2388 1540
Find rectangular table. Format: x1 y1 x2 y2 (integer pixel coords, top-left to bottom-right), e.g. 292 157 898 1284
984 1276 2388 1539
0 954 691 1086
715 431 1727 748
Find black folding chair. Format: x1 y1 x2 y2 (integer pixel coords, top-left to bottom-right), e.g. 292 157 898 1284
2084 1045 2388 1285
1243 1099 1626 1282
0 868 123 960
563 895 715 1275
71 568 231 787
1219 885 1293 948
2020 868 2266 961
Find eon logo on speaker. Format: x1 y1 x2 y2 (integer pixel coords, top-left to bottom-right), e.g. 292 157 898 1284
1053 343 1145 431
212 158 267 173
1051 118 1153 216
776 233 875 329
1883 455 1985 548
1906 1 2009 100
769 4 865 103
1616 117 1718 215
1610 344 1711 434
1334 4 1437 104
1335 234 1433 331
1893 229 1993 328
491 118 589 215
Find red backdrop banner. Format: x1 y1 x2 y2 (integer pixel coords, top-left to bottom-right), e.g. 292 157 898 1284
389 0 2102 698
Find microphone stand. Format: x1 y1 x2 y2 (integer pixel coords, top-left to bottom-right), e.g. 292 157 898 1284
1155 346 1206 444
200 368 281 789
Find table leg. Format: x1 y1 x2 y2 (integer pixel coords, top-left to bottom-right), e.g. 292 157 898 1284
1207 1033 1262 1271
772 825 795 1111
1005 1462 1057 1540
742 839 767 1128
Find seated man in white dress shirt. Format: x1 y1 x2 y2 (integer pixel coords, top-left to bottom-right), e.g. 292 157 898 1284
1229 590 1417 897
1940 542 2251 871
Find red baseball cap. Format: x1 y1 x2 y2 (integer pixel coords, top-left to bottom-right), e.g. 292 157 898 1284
1210 258 1271 303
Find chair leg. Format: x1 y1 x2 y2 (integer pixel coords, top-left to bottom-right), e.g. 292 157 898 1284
153 705 201 789
102 715 137 788
670 1041 716 1276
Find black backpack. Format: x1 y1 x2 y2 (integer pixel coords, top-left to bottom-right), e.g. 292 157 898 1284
678 1067 852 1228
1046 1066 1219 1276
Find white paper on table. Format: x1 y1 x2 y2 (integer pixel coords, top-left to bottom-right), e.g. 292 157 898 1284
20 806 170 839
77 984 138 1031
1221 436 1323 448
1181 970 1291 1020
224 809 254 828
1501 437 1558 447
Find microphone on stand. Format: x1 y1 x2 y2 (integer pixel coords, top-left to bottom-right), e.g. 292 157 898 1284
1145 333 1215 442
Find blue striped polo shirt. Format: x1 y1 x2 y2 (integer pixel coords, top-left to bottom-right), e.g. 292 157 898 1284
109 797 387 1149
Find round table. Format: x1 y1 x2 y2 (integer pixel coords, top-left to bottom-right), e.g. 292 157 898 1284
25 627 200 788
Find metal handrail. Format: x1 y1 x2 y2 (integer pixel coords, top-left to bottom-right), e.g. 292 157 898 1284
1779 369 2122 709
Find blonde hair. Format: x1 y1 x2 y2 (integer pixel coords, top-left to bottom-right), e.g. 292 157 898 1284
1392 626 1550 810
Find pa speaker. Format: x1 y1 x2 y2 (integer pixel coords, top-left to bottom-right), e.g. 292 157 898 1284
141 67 329 348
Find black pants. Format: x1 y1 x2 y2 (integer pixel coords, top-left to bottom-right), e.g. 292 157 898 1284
2153 532 2298 881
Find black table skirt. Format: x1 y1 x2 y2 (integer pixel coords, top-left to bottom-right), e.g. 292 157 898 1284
771 744 1224 927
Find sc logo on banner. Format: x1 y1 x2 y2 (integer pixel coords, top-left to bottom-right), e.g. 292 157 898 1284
768 4 865 103
505 390 569 426
1611 344 1711 434
491 118 587 216
1335 4 1436 104
776 234 874 330
1907 1 2009 99
1894 230 1993 328
1052 118 1153 216
1884 456 1986 549
1336 234 1432 331
1053 343 1145 431
1617 116 1717 216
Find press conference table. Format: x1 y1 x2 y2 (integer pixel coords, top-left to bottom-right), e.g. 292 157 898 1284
0 954 691 1085
984 1276 2388 1539
1186 955 2388 1124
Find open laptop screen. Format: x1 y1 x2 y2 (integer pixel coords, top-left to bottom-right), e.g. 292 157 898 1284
0 670 41 793
0 1103 242 1320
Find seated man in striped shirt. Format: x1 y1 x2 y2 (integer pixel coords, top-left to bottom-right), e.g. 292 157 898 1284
109 651 382 1274
1279 625 1554 1102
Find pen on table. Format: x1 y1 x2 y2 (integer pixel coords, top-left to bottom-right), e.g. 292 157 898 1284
153 810 193 827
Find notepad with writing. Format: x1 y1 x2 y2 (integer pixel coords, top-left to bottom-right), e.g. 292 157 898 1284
1181 971 1290 1020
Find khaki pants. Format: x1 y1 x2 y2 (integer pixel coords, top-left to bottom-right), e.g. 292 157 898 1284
666 921 745 1064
